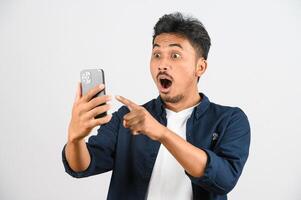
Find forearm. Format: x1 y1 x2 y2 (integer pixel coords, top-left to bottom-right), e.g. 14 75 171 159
65 138 91 172
159 127 208 177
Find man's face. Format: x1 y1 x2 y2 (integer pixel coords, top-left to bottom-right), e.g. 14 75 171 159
150 33 203 104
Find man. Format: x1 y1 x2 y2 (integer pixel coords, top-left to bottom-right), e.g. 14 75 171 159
62 12 250 200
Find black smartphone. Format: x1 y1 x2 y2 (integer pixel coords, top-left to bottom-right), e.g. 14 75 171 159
80 68 107 119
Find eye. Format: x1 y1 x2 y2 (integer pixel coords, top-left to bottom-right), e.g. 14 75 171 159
153 53 161 59
171 53 181 59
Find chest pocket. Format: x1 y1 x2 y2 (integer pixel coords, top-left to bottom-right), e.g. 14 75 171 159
210 132 219 149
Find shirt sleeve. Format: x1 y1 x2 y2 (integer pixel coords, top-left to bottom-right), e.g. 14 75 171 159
62 109 122 178
186 107 251 195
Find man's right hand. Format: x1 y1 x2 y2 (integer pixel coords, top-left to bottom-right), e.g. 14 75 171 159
67 83 112 143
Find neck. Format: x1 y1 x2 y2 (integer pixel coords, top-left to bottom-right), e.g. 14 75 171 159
164 90 201 112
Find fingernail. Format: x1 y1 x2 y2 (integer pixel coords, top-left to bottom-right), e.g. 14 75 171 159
99 84 104 88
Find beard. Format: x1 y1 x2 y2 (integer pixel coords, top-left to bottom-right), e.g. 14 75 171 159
161 94 184 103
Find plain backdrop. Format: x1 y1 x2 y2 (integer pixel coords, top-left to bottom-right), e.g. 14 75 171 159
0 0 300 199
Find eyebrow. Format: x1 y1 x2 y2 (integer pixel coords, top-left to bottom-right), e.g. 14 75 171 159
152 43 183 49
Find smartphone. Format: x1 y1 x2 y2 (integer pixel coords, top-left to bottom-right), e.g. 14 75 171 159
80 68 107 119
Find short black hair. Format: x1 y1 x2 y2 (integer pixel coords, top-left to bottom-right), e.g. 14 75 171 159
153 12 211 60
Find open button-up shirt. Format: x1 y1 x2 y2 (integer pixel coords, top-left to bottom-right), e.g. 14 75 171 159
62 93 251 200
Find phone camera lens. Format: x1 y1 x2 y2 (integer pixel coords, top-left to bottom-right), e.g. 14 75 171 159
82 71 91 84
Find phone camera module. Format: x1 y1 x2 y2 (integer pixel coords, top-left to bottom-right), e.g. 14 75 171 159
81 71 91 84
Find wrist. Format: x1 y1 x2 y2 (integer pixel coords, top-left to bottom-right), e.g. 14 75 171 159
67 131 83 144
158 126 169 143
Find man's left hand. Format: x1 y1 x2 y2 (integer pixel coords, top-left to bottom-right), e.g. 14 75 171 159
116 95 166 141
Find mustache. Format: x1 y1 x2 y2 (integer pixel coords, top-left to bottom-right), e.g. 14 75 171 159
156 71 173 80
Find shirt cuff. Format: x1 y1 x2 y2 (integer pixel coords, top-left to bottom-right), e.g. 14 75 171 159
185 148 227 195
61 143 96 178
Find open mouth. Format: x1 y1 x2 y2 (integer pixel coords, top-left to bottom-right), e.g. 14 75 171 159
158 74 173 92
160 78 172 89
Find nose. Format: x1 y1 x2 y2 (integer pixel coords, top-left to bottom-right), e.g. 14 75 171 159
158 66 168 71
158 59 171 71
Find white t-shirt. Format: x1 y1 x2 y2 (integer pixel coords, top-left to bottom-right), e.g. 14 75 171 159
147 104 198 200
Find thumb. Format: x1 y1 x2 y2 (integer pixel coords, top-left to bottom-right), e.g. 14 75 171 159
74 82 82 102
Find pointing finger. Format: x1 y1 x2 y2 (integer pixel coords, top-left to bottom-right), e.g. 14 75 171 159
115 95 138 111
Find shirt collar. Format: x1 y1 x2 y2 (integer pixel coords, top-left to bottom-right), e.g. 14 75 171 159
154 93 210 119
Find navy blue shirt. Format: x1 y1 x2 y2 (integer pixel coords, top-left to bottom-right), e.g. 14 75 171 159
62 93 250 200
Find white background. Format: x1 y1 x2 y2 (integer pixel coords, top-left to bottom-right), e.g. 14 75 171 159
0 0 300 199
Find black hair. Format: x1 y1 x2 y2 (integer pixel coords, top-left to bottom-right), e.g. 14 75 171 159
153 12 211 60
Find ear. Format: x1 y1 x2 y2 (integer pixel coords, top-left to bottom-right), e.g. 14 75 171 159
195 58 207 78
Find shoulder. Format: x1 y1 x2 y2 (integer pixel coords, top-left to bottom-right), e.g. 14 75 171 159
209 102 248 118
208 101 250 131
204 99 250 129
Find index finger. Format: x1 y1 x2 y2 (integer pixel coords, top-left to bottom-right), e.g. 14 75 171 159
115 95 138 111
82 84 105 102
